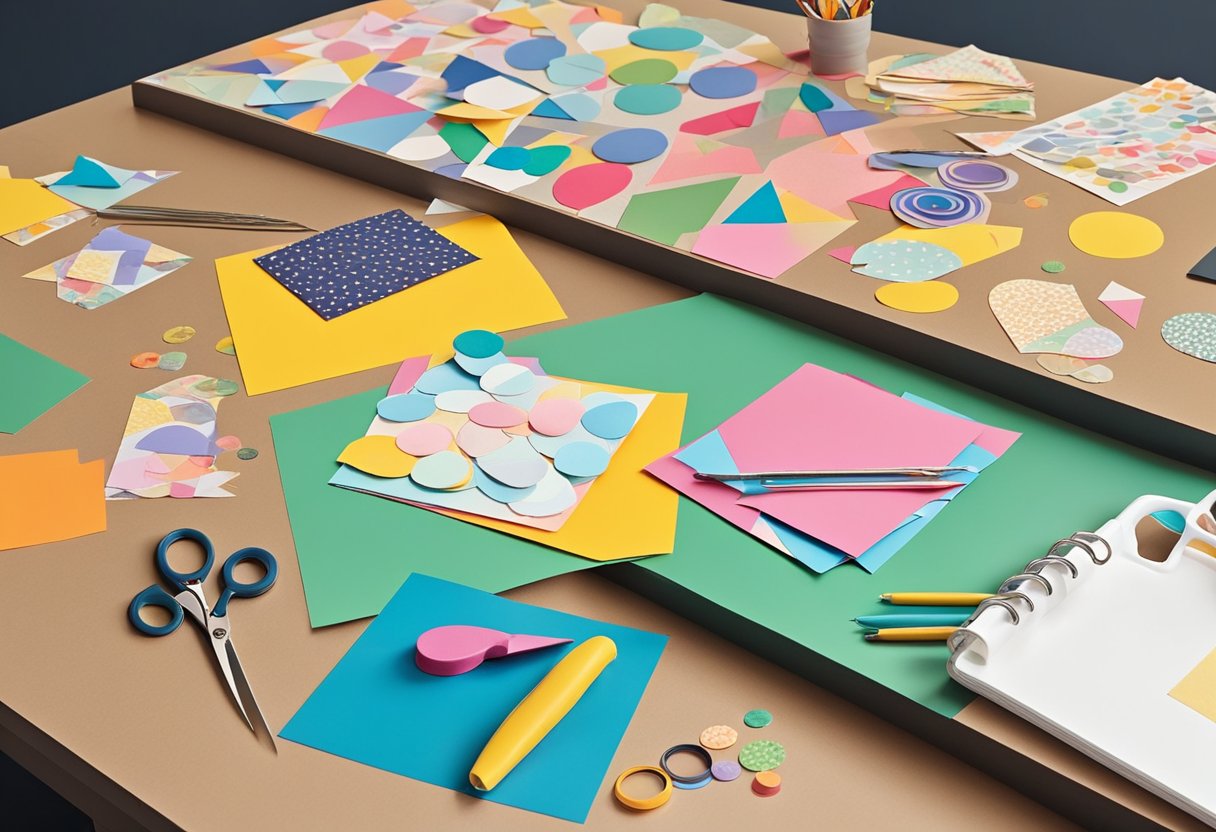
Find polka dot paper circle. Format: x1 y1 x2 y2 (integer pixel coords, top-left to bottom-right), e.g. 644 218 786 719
689 66 757 99
592 128 669 164
738 740 785 772
1162 312 1216 363
699 725 739 750
890 187 986 228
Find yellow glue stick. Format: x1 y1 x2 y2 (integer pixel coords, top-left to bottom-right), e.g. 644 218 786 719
469 635 617 791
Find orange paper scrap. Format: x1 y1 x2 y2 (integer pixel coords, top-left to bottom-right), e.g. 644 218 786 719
0 450 107 551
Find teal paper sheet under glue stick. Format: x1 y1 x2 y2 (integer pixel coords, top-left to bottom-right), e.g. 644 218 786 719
854 613 971 629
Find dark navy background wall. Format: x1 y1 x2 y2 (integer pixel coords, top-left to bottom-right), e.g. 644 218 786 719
0 0 1212 829
4 0 1215 128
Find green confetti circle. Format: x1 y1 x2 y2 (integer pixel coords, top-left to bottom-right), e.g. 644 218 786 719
1041 260 1066 273
236 447 260 460
738 740 785 772
743 709 772 728
157 351 187 371
194 377 240 397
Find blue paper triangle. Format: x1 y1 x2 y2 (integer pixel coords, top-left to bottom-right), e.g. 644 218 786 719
440 55 502 95
55 155 123 188
213 58 271 75
262 101 319 120
265 79 286 92
724 181 786 224
246 80 283 107
531 98 574 120
317 111 432 152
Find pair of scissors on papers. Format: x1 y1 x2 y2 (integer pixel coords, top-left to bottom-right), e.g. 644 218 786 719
128 528 278 748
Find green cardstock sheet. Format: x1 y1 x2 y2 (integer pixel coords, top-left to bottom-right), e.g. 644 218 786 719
273 294 1211 715
0 333 89 434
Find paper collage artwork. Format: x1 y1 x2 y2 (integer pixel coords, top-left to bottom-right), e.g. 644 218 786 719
105 375 241 499
331 329 660 551
645 363 1019 573
38 155 178 212
143 0 930 281
957 77 1216 205
0 165 90 245
24 227 192 310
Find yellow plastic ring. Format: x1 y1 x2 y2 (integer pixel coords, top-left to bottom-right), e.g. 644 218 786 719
614 765 673 811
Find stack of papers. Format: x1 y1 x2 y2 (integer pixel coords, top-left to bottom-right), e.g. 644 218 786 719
647 363 1019 573
854 45 1035 120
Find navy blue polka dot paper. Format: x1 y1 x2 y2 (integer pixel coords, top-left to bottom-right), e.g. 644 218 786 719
253 209 478 320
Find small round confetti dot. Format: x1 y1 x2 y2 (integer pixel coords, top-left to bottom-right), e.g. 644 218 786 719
236 447 259 460
215 435 242 451
752 771 782 797
1023 193 1049 209
711 760 741 782
453 329 504 359
738 740 785 772
193 378 239 397
130 351 160 369
699 725 739 750
743 709 772 728
162 325 196 344
395 422 453 457
214 336 236 355
1041 260 1066 273
158 351 187 371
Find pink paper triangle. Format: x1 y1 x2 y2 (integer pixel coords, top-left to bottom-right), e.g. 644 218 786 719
319 84 422 130
849 173 926 211
777 110 825 140
1101 297 1143 328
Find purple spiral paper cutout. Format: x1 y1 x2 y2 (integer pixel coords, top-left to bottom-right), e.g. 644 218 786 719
890 187 986 228
938 159 1018 192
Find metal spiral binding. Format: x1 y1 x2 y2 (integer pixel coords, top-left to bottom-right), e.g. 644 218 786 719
947 532 1112 652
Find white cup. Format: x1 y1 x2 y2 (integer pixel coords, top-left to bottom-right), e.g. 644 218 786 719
806 13 872 76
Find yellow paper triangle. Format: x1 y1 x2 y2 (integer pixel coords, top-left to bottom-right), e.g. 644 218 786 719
778 190 846 223
338 53 381 82
472 117 521 145
488 7 546 28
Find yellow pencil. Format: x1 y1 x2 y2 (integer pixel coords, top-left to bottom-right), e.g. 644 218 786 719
880 592 993 606
864 626 958 642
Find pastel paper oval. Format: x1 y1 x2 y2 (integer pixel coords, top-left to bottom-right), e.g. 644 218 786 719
468 400 528 428
435 389 493 413
454 350 508 376
377 392 437 422
215 435 242 451
477 436 550 487
389 135 451 162
480 362 536 396
689 66 757 99
338 434 416 478
471 15 510 33
581 400 638 439
485 146 532 171
456 421 512 457
1068 211 1164 259
504 37 567 71
453 329 505 359
395 422 454 456
415 361 481 394
158 352 187 371
546 53 606 87
552 163 633 210
554 441 611 477
507 468 578 517
463 76 542 111
592 128 669 164
875 281 959 313
851 240 963 282
1161 312 1216 363
628 26 704 50
528 423 610 457
522 145 572 176
472 464 537 502
609 58 678 86
614 84 682 115
529 397 585 435
938 160 1017 192
1061 325 1124 359
409 450 472 490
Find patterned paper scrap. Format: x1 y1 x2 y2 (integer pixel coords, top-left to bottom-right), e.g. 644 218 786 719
957 77 1216 205
1161 312 1216 363
253 209 478 320
989 279 1123 359
105 375 241 499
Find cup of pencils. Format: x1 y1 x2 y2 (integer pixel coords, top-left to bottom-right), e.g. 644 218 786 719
796 0 873 77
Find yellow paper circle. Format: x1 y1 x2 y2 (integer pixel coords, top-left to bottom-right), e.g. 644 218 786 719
337 434 416 478
875 281 959 313
1068 211 1164 259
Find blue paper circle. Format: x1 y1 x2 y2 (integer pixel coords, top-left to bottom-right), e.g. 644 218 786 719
473 464 537 502
415 361 481 394
581 400 638 439
453 329 504 358
454 351 507 377
689 66 757 99
376 392 436 422
627 26 704 51
613 84 683 115
591 128 669 164
504 37 567 71
554 441 611 478
485 146 531 171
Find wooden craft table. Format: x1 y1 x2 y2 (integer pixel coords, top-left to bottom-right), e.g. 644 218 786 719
0 8 1206 832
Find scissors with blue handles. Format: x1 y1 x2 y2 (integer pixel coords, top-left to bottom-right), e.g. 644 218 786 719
128 528 278 747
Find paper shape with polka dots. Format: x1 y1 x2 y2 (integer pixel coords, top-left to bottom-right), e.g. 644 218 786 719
253 209 478 320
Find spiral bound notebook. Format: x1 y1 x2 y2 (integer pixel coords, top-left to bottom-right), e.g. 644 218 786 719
948 489 1216 827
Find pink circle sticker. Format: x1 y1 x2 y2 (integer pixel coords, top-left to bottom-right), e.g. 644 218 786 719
529 397 585 436
552 163 633 211
395 422 453 457
468 401 528 429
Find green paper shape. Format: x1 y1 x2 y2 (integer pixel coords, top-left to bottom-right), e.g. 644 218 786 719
613 84 682 116
504 295 1210 717
439 121 489 163
798 82 833 113
270 390 606 627
609 58 678 86
724 181 786 224
522 145 572 176
616 177 740 246
0 334 89 434
760 86 799 120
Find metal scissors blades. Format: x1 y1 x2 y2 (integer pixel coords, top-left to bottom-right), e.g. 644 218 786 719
129 528 278 749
